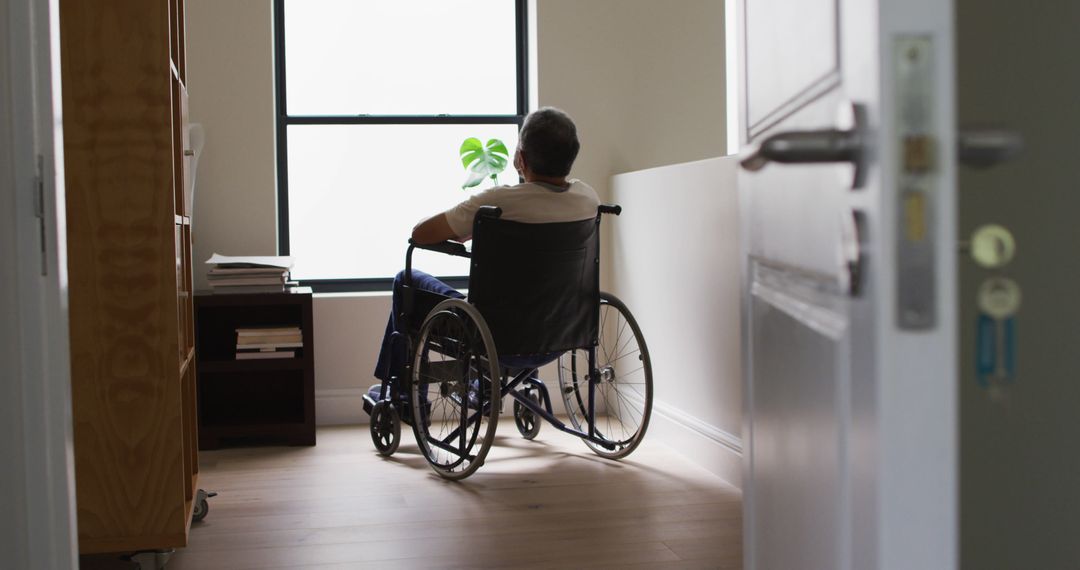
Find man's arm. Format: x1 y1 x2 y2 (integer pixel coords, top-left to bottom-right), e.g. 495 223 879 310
411 213 460 244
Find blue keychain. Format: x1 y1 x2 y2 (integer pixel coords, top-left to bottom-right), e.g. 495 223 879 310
976 277 1021 388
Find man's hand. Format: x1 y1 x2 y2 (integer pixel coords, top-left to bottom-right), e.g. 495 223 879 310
411 213 461 244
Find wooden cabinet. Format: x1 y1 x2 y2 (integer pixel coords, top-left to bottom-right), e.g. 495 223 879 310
61 0 198 554
194 289 317 449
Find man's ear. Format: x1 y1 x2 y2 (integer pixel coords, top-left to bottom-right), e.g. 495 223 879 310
514 148 526 177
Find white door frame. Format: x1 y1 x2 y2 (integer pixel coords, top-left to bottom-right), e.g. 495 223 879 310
0 0 78 566
872 6 959 569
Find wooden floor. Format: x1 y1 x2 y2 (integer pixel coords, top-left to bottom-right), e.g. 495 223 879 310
169 421 742 569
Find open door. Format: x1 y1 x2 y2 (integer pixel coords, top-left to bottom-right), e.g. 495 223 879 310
737 0 957 568
0 0 77 567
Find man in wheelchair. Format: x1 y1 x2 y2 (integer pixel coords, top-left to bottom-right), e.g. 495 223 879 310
363 107 653 480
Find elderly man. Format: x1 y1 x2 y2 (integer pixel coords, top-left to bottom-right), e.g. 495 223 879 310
372 106 599 385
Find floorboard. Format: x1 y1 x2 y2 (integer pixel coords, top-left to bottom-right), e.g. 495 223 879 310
166 421 742 569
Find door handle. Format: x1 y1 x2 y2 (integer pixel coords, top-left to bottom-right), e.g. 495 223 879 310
739 103 869 188
958 127 1023 168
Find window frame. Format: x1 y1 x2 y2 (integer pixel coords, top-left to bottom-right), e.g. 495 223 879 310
273 0 529 293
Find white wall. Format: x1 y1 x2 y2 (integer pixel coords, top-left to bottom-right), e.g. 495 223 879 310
535 0 727 290
612 157 742 486
536 0 727 199
309 293 389 423
186 0 278 285
185 1 732 446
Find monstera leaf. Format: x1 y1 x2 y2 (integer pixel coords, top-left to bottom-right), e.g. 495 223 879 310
460 137 510 189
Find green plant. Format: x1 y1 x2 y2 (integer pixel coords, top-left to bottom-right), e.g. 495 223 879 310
459 137 510 189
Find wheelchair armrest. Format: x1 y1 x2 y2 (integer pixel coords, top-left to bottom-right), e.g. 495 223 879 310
598 204 622 216
402 240 470 323
408 239 471 258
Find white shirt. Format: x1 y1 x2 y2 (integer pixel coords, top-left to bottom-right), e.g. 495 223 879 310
442 179 601 240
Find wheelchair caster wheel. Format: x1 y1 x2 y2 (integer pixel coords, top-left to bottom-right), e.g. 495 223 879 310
513 393 541 440
370 400 401 456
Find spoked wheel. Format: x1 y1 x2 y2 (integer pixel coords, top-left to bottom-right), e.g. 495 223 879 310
370 400 401 456
558 292 653 459
513 391 541 440
410 299 500 480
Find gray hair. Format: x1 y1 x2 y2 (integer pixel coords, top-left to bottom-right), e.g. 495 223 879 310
518 107 580 177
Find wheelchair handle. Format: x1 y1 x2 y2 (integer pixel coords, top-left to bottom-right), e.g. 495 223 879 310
598 204 622 216
476 205 503 219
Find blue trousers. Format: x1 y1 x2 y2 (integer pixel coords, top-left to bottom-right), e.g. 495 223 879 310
373 269 464 382
373 269 563 384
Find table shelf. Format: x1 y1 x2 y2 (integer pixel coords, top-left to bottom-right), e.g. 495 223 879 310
194 288 315 449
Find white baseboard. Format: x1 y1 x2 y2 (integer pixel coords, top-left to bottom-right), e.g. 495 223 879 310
648 398 744 490
315 388 369 426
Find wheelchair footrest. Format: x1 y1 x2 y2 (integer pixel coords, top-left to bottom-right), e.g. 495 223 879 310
362 394 377 416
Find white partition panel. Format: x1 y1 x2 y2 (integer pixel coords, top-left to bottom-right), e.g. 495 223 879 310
611 156 743 486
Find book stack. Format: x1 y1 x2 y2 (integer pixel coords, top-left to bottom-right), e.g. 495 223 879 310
206 253 294 294
236 326 302 360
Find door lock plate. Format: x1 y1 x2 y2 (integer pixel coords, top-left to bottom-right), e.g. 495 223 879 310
895 36 938 330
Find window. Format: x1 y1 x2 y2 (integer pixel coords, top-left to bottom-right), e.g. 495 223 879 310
275 0 528 290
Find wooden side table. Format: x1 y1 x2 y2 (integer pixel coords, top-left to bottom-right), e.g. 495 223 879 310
194 287 316 449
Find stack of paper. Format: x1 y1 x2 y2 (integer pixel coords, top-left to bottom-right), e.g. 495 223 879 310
236 326 302 360
206 253 294 294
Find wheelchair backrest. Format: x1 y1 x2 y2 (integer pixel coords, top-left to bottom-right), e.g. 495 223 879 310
467 208 600 357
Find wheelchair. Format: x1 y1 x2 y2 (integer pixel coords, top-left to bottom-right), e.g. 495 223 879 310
362 204 653 480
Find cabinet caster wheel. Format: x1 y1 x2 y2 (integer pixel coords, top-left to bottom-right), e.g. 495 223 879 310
192 488 217 523
129 549 174 570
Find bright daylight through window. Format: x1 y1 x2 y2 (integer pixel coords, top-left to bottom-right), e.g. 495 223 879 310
276 0 527 288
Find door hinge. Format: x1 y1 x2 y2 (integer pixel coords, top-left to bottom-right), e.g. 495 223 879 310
848 256 864 297
34 154 47 276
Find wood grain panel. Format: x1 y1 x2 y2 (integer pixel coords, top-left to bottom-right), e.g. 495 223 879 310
61 0 195 554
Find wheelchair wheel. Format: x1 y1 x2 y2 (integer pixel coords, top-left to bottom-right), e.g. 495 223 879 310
410 299 500 480
557 292 653 459
370 400 401 456
513 392 541 440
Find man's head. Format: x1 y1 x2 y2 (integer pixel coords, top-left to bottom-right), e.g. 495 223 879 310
515 107 580 178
